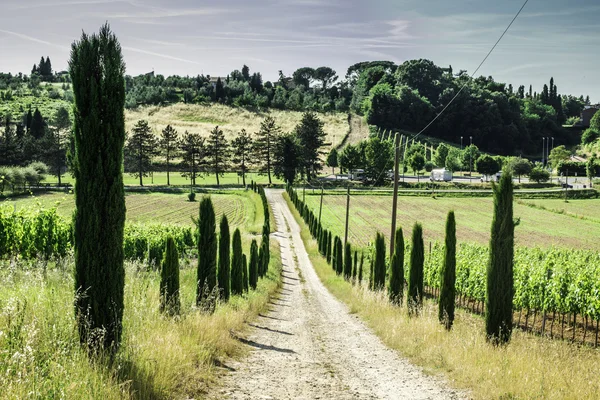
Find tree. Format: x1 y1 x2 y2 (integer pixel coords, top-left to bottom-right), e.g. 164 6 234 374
160 236 180 316
460 144 480 173
71 24 126 351
30 108 45 139
434 143 450 167
273 132 300 184
587 155 597 186
590 110 600 132
217 215 231 301
1 117 20 166
160 125 179 185
231 129 253 187
180 131 205 187
388 227 404 305
295 112 326 180
243 254 249 292
335 237 343 276
326 148 338 175
197 196 217 306
581 129 599 145
548 145 570 168
408 152 425 177
314 66 337 90
242 65 250 81
207 126 229 187
486 173 515 344
215 77 225 102
358 253 364 285
255 116 281 184
505 157 531 183
343 242 352 281
231 228 244 296
439 211 456 330
528 165 550 183
45 107 70 186
476 155 501 180
339 144 362 176
373 232 386 290
408 223 424 315
124 120 157 186
249 239 259 290
292 67 315 89
365 137 393 185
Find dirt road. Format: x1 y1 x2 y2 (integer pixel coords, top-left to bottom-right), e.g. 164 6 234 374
212 189 463 399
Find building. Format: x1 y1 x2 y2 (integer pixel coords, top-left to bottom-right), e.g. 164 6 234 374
208 76 226 88
580 105 599 127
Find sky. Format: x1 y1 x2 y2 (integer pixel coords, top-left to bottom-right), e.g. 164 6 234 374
0 0 597 99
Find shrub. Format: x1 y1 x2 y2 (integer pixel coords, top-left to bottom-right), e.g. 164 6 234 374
581 128 599 145
188 191 196 202
358 252 364 285
217 215 231 301
528 166 550 183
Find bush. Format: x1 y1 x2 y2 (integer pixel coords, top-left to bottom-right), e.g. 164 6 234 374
581 128 599 145
528 166 550 183
188 191 196 202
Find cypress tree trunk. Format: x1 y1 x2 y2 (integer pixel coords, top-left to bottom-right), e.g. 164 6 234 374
242 254 249 292
358 252 364 285
231 229 244 295
439 211 456 330
217 215 230 301
197 196 217 306
343 242 352 280
373 233 386 290
388 227 404 305
335 237 343 275
71 24 126 352
408 223 424 315
486 173 515 344
160 236 180 316
249 239 259 289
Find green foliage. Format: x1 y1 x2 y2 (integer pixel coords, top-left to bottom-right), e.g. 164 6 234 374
295 112 326 180
197 196 217 306
365 137 393 184
343 242 352 281
273 133 300 184
590 109 600 132
254 117 281 184
160 125 179 186
230 229 244 296
71 23 126 352
160 236 180 316
408 223 424 315
486 173 515 344
373 232 386 290
505 157 532 181
326 148 339 170
335 237 343 276
249 239 259 290
528 165 550 183
217 215 231 301
476 154 501 177
242 253 249 292
388 227 404 305
439 212 456 330
124 119 158 186
231 129 253 187
581 128 599 145
548 145 571 167
207 126 230 187
358 252 364 285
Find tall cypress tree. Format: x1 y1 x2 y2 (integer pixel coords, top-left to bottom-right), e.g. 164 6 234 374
249 239 259 289
217 215 231 301
352 250 358 282
160 236 180 316
30 108 45 139
358 252 364 285
439 211 456 330
71 24 126 351
335 237 343 276
231 229 244 295
373 233 386 290
486 173 515 344
343 242 352 280
388 227 404 305
408 223 424 315
326 232 332 263
197 196 217 306
242 254 249 292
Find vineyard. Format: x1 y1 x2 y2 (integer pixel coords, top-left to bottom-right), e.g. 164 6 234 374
293 189 600 346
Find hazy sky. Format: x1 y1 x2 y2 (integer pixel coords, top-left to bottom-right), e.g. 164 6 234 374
0 0 597 99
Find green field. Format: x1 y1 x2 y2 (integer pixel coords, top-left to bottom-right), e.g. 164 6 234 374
304 193 600 250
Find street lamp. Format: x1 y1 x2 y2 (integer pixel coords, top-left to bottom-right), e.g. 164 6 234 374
542 137 546 166
469 136 473 183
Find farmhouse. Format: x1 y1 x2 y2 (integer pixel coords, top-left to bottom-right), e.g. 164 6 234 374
580 105 599 127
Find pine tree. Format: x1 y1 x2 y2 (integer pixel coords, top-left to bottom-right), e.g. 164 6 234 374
160 125 178 186
439 211 456 330
231 229 244 295
335 237 343 275
207 125 230 187
124 119 157 186
273 132 300 184
388 227 404 305
160 236 180 316
249 239 259 289
197 196 217 305
231 129 253 187
408 223 424 315
179 131 205 187
254 116 281 185
373 233 386 290
295 112 326 180
242 254 249 292
343 242 352 280
217 215 231 301
71 24 126 351
486 172 515 344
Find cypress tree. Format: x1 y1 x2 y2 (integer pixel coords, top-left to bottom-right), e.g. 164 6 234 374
343 242 352 280
388 227 404 305
30 108 45 139
408 223 424 315
352 250 358 282
231 229 244 295
358 252 364 285
373 233 386 290
249 239 259 289
331 236 338 271
326 232 332 263
197 196 217 306
242 254 249 292
260 233 270 276
369 255 374 290
160 236 180 316
217 215 230 301
486 172 515 344
335 237 343 275
439 211 456 330
71 24 126 352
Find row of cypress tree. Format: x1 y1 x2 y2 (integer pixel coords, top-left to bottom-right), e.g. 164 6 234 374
286 172 515 344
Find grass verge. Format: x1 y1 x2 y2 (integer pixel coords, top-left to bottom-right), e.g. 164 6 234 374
284 192 600 400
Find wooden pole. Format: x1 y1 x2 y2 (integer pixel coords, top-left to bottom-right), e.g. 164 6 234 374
390 133 400 256
344 184 350 246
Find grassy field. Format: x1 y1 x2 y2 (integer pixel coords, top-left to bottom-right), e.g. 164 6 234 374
286 193 600 400
303 193 600 250
125 103 349 149
519 198 600 221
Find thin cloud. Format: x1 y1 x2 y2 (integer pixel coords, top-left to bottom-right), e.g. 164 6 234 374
8 0 136 9
104 7 232 20
122 46 202 65
0 29 69 50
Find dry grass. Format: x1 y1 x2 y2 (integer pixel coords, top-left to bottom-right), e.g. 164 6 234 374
286 193 600 400
125 103 349 149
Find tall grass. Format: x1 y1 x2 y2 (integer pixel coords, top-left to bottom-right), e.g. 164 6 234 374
284 192 600 399
0 243 282 399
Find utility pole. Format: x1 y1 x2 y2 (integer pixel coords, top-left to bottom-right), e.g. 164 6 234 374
390 133 400 256
469 136 473 183
344 183 350 246
318 185 324 225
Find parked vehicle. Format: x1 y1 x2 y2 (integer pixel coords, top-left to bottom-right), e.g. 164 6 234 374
430 168 452 182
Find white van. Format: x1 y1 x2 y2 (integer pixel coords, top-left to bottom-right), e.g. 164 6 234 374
430 168 452 182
